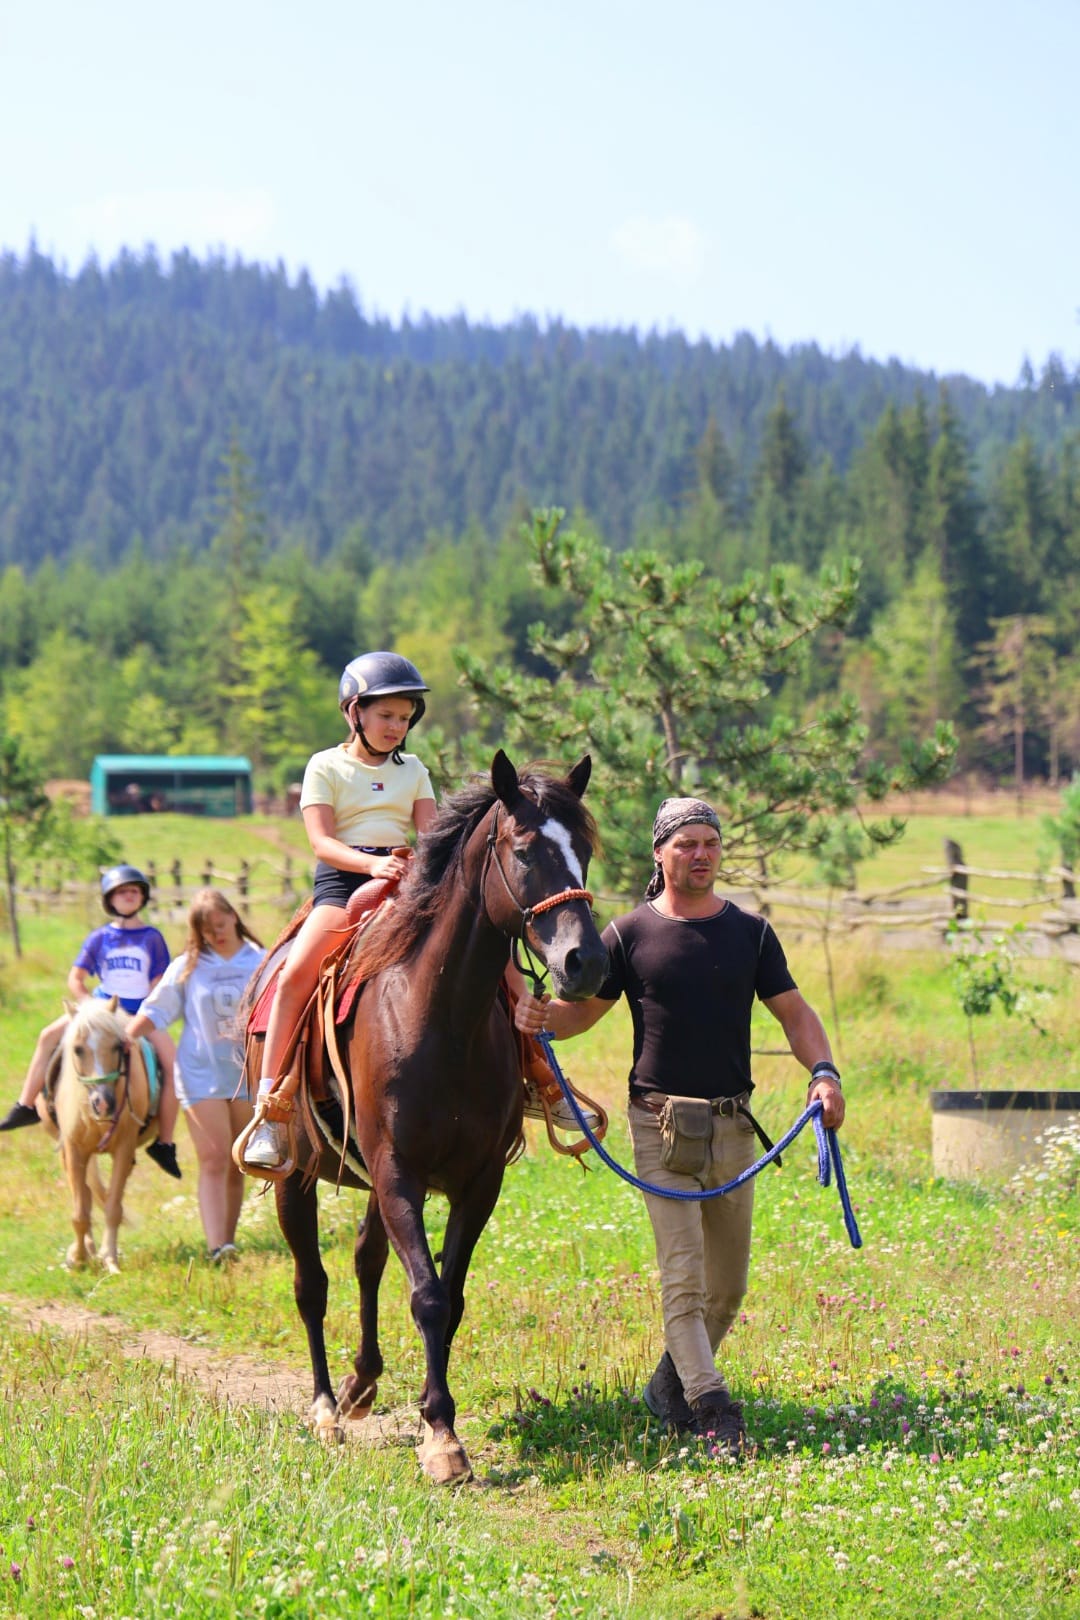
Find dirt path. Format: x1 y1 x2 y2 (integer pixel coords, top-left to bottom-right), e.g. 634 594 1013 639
0 1293 417 1443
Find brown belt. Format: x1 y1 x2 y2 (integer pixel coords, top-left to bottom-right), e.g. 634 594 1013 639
629 1090 781 1165
630 1090 750 1117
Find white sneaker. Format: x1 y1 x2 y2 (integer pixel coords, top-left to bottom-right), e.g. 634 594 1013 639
550 1094 600 1132
242 1119 285 1170
523 1081 599 1132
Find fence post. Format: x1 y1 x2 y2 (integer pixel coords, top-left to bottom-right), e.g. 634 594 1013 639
145 860 157 903
171 859 183 907
944 838 968 921
202 859 213 889
282 855 294 902
238 859 250 906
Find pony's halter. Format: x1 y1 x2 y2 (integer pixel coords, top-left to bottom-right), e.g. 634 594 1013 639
483 803 594 986
74 1041 129 1088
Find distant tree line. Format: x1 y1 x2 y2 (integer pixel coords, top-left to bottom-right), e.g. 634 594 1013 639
0 246 1076 566
0 248 1077 812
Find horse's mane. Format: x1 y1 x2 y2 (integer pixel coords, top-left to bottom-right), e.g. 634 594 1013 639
350 766 599 984
64 997 127 1045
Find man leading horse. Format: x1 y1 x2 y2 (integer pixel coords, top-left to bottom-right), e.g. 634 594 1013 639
513 796 847 1453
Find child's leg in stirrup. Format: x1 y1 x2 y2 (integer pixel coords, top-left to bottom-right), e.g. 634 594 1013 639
144 1029 182 1179
0 1014 69 1129
241 903 348 1172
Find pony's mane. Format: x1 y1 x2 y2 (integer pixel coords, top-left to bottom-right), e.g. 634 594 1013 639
349 766 598 984
65 997 126 1045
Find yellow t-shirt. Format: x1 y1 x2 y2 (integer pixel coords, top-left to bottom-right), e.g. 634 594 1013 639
299 747 435 847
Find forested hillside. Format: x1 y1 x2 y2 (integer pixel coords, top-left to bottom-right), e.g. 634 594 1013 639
1 246 1076 564
0 246 1077 803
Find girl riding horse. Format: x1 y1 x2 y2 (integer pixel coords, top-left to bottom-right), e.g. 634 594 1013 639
238 651 436 1174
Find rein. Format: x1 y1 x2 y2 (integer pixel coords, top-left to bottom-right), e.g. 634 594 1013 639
535 1031 863 1250
483 804 593 981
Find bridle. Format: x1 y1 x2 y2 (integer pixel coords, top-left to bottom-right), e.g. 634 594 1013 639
71 1032 145 1149
482 802 594 986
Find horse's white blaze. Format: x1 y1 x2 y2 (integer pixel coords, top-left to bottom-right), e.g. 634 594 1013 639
540 818 584 889
86 1025 115 1078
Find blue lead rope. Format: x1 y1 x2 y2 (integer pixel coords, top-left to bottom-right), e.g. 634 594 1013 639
536 1032 862 1250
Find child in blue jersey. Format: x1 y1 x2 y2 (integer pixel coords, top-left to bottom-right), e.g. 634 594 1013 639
0 865 182 1177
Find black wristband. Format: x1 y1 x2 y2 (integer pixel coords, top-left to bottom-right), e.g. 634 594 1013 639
811 1061 841 1087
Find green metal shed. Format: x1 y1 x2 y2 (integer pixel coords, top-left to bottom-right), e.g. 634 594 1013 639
90 755 253 817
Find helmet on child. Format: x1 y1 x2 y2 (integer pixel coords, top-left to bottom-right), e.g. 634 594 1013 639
338 651 428 730
100 864 151 914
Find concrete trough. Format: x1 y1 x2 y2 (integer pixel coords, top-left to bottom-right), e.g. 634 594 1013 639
931 1090 1080 1180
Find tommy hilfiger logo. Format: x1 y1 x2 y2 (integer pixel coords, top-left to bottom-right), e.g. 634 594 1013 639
371 782 385 792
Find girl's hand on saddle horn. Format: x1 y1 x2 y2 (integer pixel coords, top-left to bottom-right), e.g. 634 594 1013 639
371 849 413 882
513 991 551 1035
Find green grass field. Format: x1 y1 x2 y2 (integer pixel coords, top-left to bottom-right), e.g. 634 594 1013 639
0 807 1077 1618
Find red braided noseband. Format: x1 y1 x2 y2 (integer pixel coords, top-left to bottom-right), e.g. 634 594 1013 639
527 888 594 916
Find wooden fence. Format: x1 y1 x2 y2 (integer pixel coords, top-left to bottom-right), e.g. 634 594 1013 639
14 855 310 925
10 842 1080 962
740 841 1079 963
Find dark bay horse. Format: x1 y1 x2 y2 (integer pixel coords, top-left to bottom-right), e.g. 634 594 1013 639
267 751 608 1482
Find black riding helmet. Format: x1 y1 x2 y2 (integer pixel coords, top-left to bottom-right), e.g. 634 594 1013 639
338 651 429 729
100 864 151 914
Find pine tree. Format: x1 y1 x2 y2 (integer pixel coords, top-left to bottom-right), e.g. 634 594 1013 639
455 509 954 896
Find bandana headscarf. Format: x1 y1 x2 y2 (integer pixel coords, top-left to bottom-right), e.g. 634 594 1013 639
645 797 722 899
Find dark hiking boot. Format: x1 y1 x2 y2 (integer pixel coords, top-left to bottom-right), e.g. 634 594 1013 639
689 1392 748 1453
0 1101 40 1131
146 1140 182 1179
642 1351 695 1432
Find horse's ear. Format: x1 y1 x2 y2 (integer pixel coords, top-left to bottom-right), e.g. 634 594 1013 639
566 755 592 798
491 749 519 805
63 998 76 1017
107 995 119 1014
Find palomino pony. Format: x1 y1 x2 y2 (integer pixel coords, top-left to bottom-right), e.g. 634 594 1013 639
43 997 158 1273
257 751 608 1482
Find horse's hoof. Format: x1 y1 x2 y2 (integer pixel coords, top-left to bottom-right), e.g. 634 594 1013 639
309 1396 344 1446
417 1423 473 1485
103 1258 121 1276
337 1375 377 1422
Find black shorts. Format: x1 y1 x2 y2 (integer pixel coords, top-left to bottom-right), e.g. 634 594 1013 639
311 848 394 909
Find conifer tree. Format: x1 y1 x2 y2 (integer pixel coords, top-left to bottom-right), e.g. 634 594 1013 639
456 509 955 896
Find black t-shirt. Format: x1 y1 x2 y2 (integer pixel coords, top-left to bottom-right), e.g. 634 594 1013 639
598 899 796 1101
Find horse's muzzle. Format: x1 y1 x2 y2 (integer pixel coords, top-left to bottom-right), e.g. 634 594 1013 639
544 927 609 1001
89 1088 117 1121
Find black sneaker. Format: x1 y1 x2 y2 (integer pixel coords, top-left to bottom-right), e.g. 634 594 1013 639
689 1392 747 1452
146 1140 182 1179
642 1351 695 1432
0 1101 40 1131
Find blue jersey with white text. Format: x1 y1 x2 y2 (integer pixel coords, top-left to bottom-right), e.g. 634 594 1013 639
74 922 171 1015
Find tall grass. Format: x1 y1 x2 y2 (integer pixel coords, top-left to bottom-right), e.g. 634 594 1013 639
0 813 1077 1618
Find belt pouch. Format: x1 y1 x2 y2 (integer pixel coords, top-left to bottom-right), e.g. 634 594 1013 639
658 1095 713 1175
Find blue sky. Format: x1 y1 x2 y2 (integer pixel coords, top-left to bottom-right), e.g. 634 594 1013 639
2 0 1077 386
